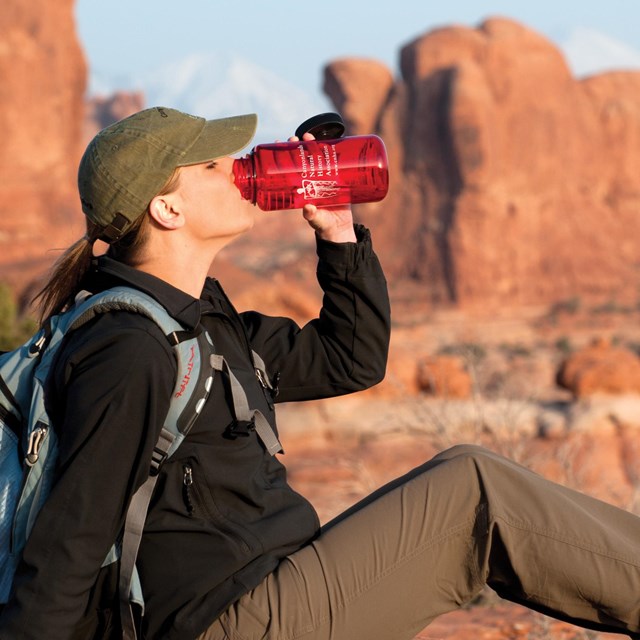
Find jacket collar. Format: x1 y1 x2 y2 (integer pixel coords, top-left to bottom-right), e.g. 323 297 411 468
90 256 203 331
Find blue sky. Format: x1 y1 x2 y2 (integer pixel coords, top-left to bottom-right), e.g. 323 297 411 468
75 0 640 91
74 1 640 141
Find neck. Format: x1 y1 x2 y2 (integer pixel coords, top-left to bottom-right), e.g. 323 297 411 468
136 238 228 299
136 256 207 299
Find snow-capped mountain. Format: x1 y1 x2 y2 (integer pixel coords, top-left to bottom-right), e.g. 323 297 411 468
89 52 332 144
561 26 640 77
88 29 640 144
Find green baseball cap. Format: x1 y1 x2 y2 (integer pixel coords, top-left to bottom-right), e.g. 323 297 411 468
78 106 258 241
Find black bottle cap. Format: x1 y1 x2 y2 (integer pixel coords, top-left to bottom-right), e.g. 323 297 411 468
295 112 346 140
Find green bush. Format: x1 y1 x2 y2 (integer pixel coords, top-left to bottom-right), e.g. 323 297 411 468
554 336 573 355
548 296 582 316
438 342 487 363
498 342 532 359
0 283 36 352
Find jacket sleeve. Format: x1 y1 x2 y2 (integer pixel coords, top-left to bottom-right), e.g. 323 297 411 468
0 314 175 640
240 224 391 402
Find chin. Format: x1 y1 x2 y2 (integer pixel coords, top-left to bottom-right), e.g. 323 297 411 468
241 205 257 231
230 213 255 239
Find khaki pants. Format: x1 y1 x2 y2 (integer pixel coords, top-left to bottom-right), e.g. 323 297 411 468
199 445 640 640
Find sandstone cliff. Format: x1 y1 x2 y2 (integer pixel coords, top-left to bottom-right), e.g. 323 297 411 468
83 91 145 146
0 0 87 291
4 10 640 318
324 17 640 311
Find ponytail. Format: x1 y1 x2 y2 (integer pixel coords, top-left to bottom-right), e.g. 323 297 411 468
34 167 181 325
33 215 149 325
33 224 100 326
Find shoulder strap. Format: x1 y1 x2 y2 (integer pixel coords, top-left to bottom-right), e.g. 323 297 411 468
210 354 282 456
0 286 214 629
65 287 214 640
70 287 283 640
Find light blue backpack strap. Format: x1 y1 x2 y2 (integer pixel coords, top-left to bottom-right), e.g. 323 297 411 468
67 287 216 640
0 405 22 602
0 286 215 616
67 286 181 336
69 286 213 441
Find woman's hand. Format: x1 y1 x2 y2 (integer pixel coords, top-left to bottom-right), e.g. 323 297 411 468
302 202 356 243
289 133 357 243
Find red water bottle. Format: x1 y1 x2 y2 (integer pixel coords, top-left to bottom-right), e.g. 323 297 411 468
233 113 389 211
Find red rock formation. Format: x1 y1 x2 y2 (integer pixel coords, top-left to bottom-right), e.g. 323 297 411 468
323 58 394 134
556 337 640 397
416 354 472 398
0 0 86 292
324 17 640 311
5 9 640 323
83 91 145 145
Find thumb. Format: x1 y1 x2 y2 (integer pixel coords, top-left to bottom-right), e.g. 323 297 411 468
302 204 321 228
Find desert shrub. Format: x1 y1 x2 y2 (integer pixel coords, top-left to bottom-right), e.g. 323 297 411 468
437 342 487 364
0 283 36 351
548 296 581 316
554 336 573 355
590 300 633 315
498 342 532 359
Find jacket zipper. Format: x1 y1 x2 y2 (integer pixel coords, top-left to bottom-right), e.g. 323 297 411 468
182 462 251 553
182 464 195 516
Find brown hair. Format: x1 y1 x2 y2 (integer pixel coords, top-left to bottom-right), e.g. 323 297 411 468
34 169 181 325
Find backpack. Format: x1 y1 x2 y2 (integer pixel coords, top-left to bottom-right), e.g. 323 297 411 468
0 285 282 640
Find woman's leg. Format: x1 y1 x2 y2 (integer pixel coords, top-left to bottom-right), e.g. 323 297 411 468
200 445 640 640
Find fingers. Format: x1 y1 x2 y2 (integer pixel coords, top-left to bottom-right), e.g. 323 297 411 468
287 132 316 143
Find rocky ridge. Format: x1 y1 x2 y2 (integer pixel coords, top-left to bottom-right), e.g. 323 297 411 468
324 18 640 312
0 0 86 291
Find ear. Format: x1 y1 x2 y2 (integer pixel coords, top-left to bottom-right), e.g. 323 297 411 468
148 195 185 231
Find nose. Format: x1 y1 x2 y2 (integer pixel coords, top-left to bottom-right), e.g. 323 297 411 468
217 156 235 181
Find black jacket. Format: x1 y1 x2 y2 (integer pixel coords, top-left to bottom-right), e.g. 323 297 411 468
0 225 390 640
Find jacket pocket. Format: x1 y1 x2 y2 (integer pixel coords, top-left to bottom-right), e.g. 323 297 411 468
182 459 252 554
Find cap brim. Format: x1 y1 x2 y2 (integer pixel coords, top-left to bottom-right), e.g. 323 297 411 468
178 114 257 166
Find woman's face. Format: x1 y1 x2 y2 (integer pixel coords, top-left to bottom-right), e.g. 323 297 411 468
172 157 256 243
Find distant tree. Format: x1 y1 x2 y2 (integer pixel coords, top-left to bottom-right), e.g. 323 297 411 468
0 283 36 351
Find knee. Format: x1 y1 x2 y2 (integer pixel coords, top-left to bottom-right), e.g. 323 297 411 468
437 443 492 463
412 445 503 484
434 445 515 485
416 444 494 484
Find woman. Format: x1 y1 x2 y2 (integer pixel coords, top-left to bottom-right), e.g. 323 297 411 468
0 106 638 640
